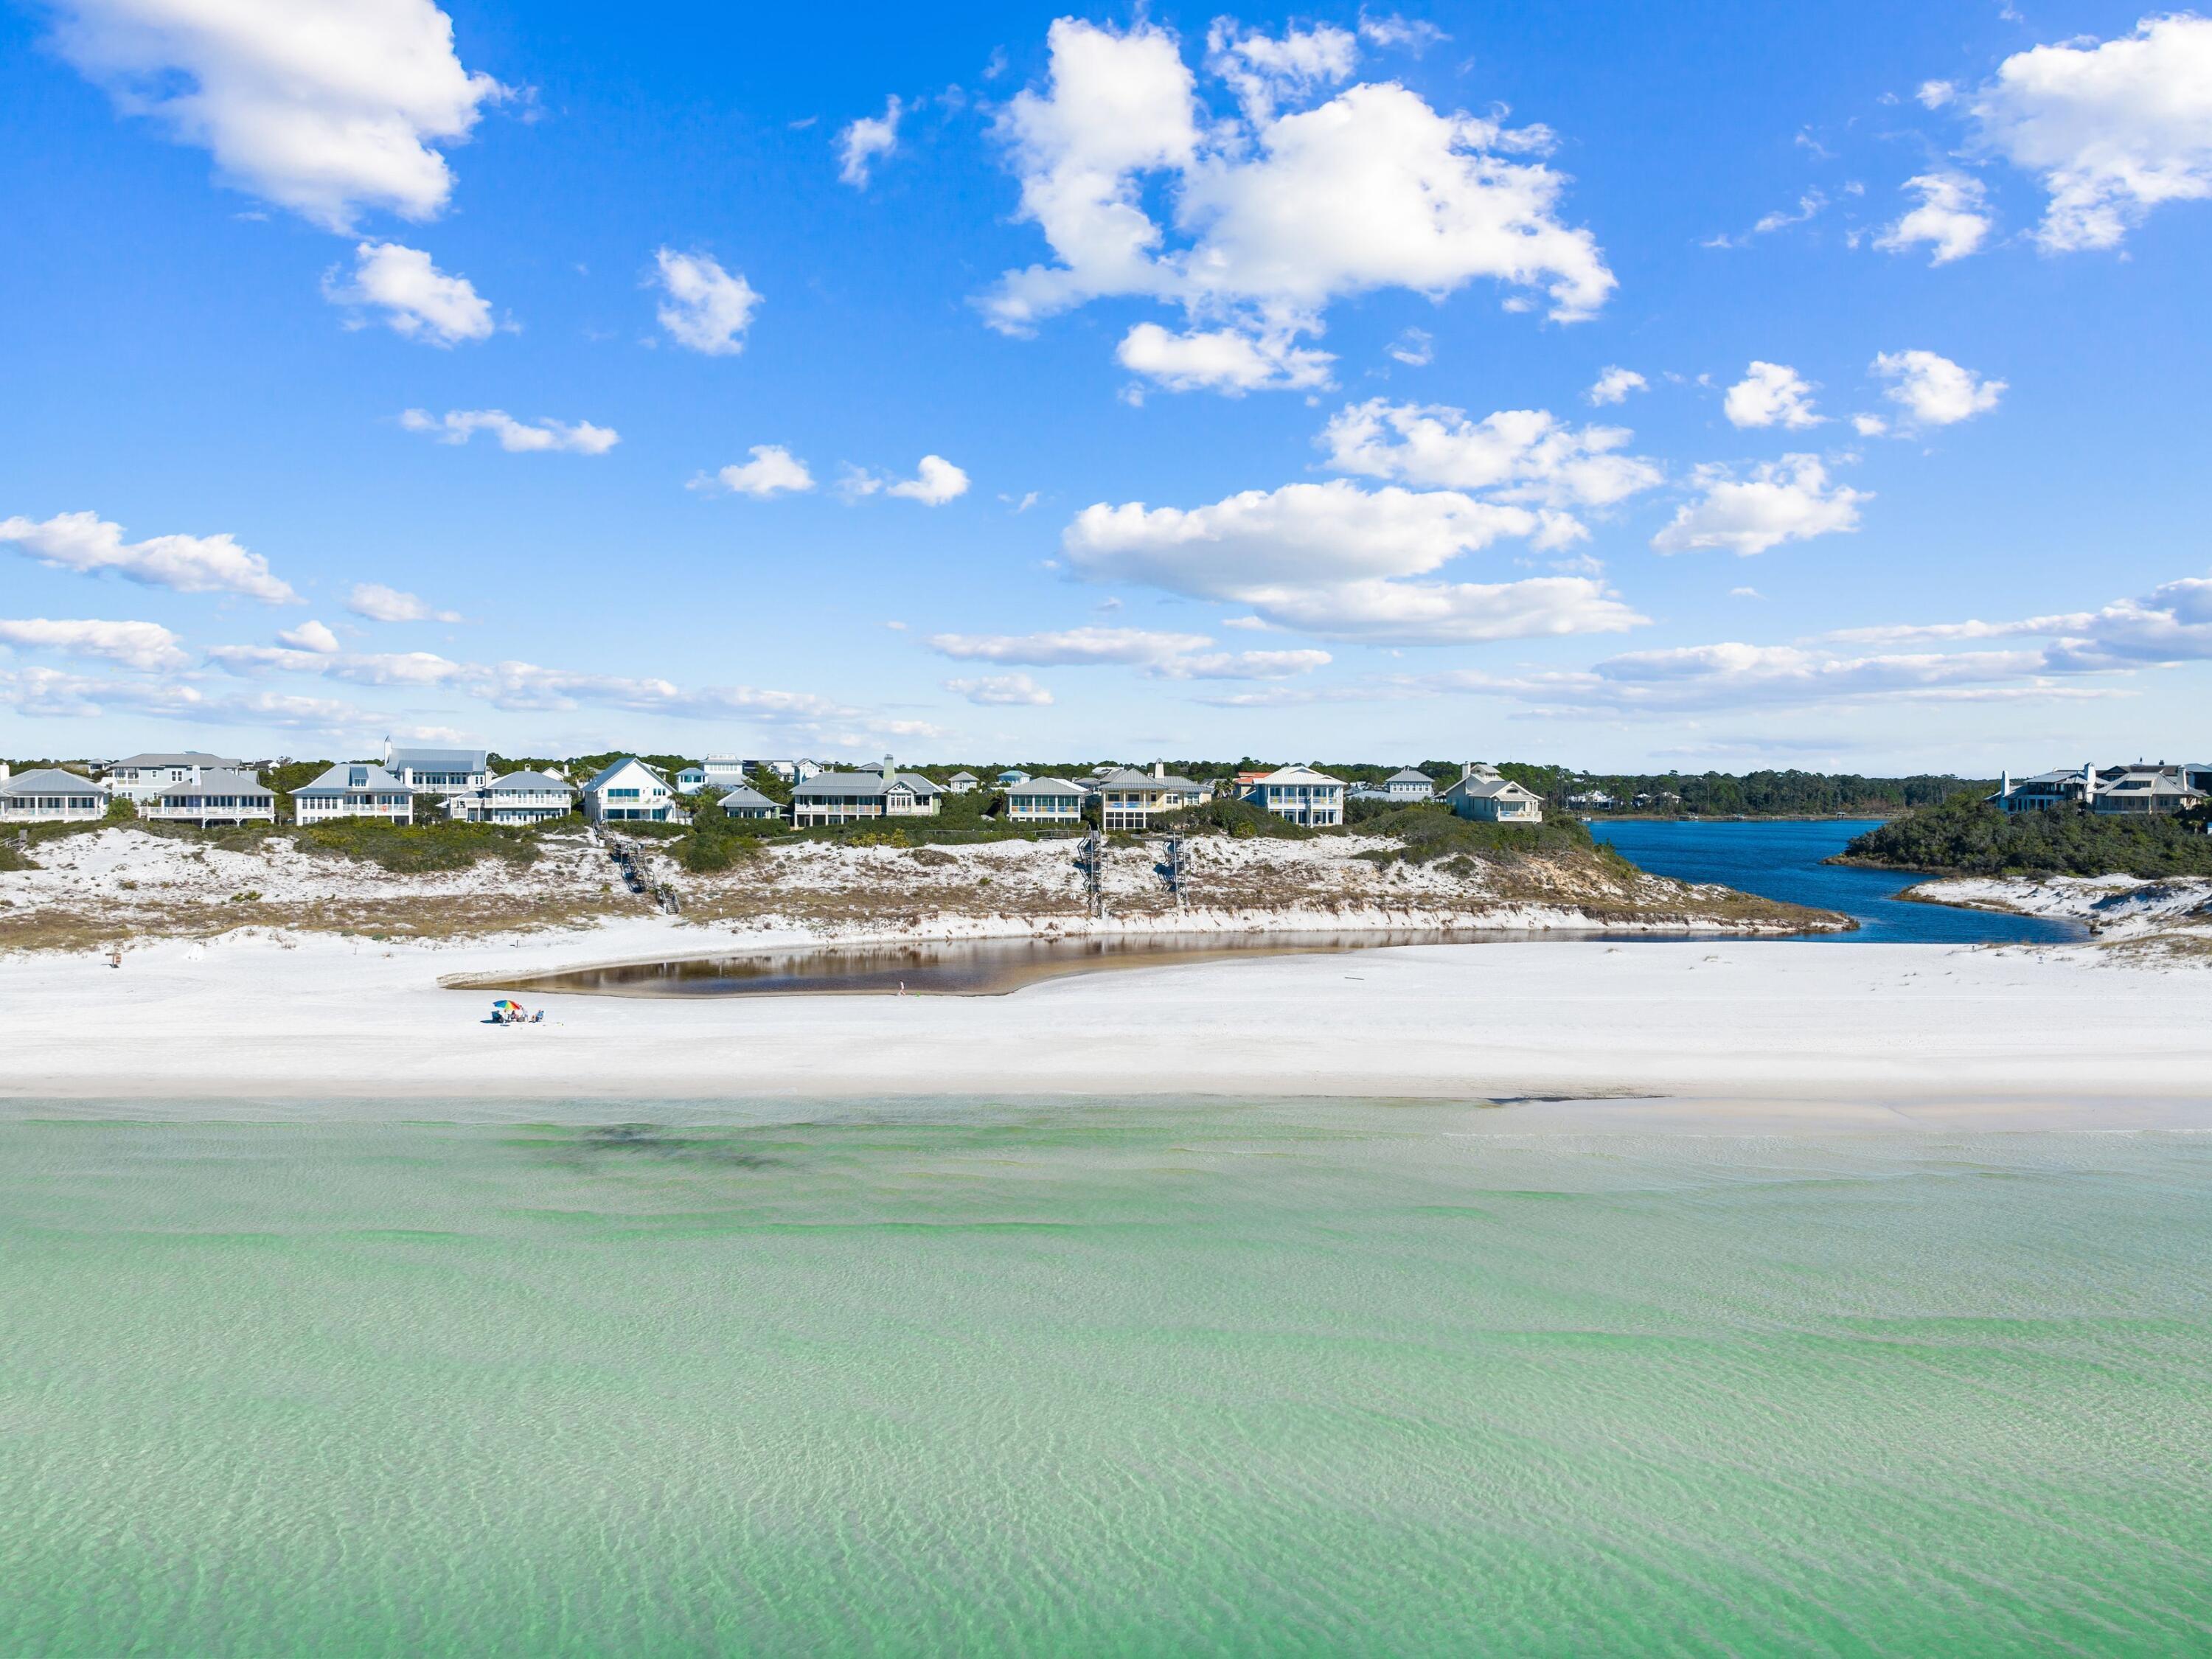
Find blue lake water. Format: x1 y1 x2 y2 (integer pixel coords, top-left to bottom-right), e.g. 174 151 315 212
1590 817 2084 945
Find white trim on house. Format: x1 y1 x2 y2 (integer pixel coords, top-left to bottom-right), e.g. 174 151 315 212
1091 764 1209 831
1240 764 1345 827
581 758 690 824
100 752 247 803
381 743 490 796
1004 777 1088 821
0 767 108 822
295 762 417 825
1441 763 1544 824
790 757 943 826
450 770 577 825
142 768 275 826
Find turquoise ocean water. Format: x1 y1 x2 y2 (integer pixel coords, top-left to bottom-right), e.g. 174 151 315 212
4 1102 2208 1655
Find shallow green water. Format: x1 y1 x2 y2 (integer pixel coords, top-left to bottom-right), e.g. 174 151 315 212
4 1103 2208 1656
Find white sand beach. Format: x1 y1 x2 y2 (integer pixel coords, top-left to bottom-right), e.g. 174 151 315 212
4 918 2208 1128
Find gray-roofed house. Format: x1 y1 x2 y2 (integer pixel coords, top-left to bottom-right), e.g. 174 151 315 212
717 783 785 821
450 770 577 825
1091 762 1209 831
1441 762 1545 824
580 758 689 824
1239 764 1345 827
947 771 981 794
1382 767 1436 801
142 768 275 826
382 742 490 796
0 765 107 822
1004 776 1088 822
294 762 417 825
790 757 943 827
102 751 248 803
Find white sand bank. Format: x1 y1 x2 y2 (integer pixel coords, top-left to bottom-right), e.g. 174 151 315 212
4 922 2208 1124
1908 873 2212 946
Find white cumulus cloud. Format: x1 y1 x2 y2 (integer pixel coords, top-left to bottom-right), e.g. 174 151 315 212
1875 172 1993 264
1969 14 2212 251
1871 349 2006 427
838 95 903 187
1116 322 1334 393
1586 365 1647 406
0 616 189 672
1652 456 1867 557
886 455 970 505
1 509 299 604
43 0 504 231
1722 361 1823 429
982 18 1613 389
944 672 1054 706
324 241 494 346
694 445 815 498
276 619 341 653
927 627 1214 666
399 408 618 453
346 582 459 623
651 248 760 355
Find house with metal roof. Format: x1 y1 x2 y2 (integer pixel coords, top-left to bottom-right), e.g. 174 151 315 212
0 765 107 822
295 762 417 825
675 765 707 790
450 770 577 825
142 768 275 827
996 768 1031 787
1004 776 1089 822
716 783 785 821
1090 763 1208 831
947 771 981 793
1441 763 1545 824
1239 764 1345 827
580 758 689 824
381 742 489 795
1992 762 2212 817
101 751 249 803
790 757 942 826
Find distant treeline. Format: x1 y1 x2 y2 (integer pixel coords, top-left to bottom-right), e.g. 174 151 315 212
1843 796 2212 878
1498 768 1994 818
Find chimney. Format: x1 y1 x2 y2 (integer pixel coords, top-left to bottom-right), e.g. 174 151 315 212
882 753 895 777
1152 760 1164 779
1461 761 1475 781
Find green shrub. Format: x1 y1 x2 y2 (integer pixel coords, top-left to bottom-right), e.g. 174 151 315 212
1843 796 2212 878
1152 797 1314 839
1352 804 1596 868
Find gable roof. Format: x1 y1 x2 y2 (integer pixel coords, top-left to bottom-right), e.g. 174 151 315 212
793 769 943 800
1 768 105 796
1006 776 1088 797
1094 767 1202 791
296 762 409 796
386 745 488 771
156 768 271 799
948 771 980 782
716 783 781 810
1251 764 1343 787
1385 768 1433 785
487 769 574 793
1449 776 1541 801
581 757 670 793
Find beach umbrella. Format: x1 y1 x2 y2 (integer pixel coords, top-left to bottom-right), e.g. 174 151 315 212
491 999 524 1013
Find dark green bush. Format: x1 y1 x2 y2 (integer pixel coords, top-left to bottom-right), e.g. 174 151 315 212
1352 804 1596 867
1843 796 2212 878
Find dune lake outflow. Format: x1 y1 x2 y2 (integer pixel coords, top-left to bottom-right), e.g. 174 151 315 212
3 1103 2206 1657
1591 816 2086 945
476 926 1719 998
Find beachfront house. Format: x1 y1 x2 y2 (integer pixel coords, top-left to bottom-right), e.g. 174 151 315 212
451 770 577 825
675 765 706 790
716 783 785 821
699 755 748 790
142 768 276 827
294 762 417 825
1091 764 1210 831
0 765 107 822
382 743 490 796
1004 776 1089 822
947 771 980 794
996 769 1031 788
100 751 251 803
1993 762 2211 818
1382 768 1436 801
1441 763 1545 824
580 758 689 824
790 757 943 827
1239 764 1345 828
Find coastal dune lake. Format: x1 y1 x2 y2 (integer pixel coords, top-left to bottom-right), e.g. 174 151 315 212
4 1104 2208 1655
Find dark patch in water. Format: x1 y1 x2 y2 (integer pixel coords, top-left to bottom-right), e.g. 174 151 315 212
545 1123 779 1169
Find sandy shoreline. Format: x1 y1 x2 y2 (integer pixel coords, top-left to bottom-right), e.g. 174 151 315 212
4 917 2208 1126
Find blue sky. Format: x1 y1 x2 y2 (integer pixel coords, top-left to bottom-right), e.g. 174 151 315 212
3 1 2209 771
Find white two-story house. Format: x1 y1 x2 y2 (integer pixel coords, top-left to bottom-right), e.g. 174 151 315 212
1440 763 1545 824
451 770 577 824
1004 776 1089 822
101 751 249 804
790 758 943 827
1241 764 1345 827
382 743 490 796
581 758 689 824
294 762 417 824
